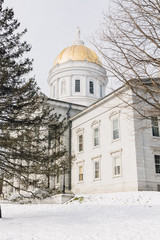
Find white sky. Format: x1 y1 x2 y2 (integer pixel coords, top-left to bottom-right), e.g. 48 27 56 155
3 0 109 96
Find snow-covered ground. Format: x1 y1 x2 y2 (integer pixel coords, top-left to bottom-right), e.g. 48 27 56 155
0 191 160 240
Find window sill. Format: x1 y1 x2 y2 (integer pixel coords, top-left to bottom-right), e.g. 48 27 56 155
152 136 160 140
112 138 120 143
78 181 84 184
78 151 84 155
113 175 121 178
155 173 160 176
93 178 101 181
93 145 100 149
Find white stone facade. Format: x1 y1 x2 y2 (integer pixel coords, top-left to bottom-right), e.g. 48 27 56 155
71 87 160 194
46 33 160 194
134 111 160 191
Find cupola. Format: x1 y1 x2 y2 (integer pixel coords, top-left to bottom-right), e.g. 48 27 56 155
48 28 107 106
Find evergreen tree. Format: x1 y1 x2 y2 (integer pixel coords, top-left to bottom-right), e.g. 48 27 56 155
0 4 68 217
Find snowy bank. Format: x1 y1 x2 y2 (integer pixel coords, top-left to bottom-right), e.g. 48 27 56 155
0 191 160 240
68 191 160 206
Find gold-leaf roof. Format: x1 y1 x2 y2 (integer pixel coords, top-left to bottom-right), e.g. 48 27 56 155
53 45 102 66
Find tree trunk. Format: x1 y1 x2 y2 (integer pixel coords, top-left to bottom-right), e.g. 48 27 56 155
68 121 72 190
47 175 50 189
62 170 65 194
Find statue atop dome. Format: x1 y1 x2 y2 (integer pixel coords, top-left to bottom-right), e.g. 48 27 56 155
76 26 80 42
73 27 84 46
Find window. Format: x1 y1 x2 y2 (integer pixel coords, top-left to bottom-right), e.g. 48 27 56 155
53 85 55 98
75 80 80 92
155 155 160 174
78 134 83 152
79 166 83 181
112 118 119 140
151 117 159 137
93 127 99 147
61 81 66 94
111 150 122 177
100 85 103 98
89 81 94 94
113 156 121 176
92 156 101 180
94 161 100 179
91 120 101 148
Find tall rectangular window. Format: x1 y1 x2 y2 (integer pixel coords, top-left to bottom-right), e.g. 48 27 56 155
94 161 100 179
89 81 94 94
61 81 66 95
112 118 119 140
151 117 159 137
79 166 83 181
100 85 103 98
75 80 80 92
93 127 99 147
155 155 160 174
113 157 121 176
78 134 83 152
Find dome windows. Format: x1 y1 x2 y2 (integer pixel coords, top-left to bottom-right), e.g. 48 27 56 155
75 79 80 92
89 81 94 94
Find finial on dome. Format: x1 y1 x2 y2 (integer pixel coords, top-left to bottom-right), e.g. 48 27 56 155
73 26 84 45
76 26 80 41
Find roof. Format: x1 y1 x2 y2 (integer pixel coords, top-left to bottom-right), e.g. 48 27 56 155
53 44 102 67
70 84 125 121
48 97 87 109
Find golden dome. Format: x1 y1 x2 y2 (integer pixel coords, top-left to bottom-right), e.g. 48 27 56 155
53 44 102 66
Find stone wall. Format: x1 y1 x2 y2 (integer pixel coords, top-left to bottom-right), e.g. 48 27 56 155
71 88 139 194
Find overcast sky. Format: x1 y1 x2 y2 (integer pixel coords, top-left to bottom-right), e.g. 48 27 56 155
3 0 109 96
